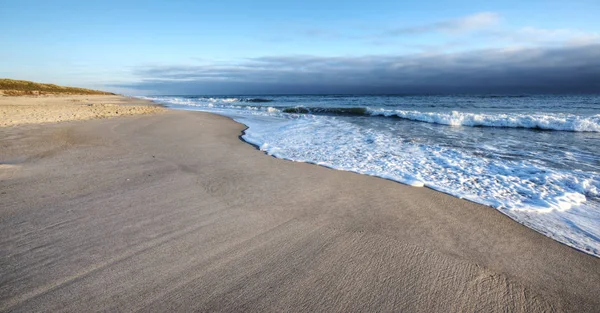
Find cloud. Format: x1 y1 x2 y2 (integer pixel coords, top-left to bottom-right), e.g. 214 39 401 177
385 12 501 35
304 12 599 51
495 27 600 45
115 44 600 95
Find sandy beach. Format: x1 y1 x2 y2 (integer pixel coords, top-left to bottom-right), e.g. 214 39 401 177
1 96 599 312
0 95 164 127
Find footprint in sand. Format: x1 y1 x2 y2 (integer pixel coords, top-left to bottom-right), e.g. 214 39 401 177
0 164 21 180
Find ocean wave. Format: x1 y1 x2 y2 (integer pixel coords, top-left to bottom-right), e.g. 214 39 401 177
243 98 274 103
282 106 367 115
473 95 531 98
369 109 600 132
196 97 240 103
278 106 600 132
143 96 600 132
187 97 273 103
162 97 274 103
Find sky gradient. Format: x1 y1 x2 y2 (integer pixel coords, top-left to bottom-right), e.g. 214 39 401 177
1 0 599 94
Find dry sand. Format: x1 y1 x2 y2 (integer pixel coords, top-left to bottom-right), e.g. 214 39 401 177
0 95 164 127
0 103 599 312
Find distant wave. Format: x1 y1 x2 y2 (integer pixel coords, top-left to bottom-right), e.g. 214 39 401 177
282 106 367 115
279 106 600 132
369 109 600 132
189 97 240 103
184 97 273 103
243 98 274 103
473 95 531 98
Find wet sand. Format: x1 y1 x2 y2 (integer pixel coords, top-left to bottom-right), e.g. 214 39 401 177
0 107 599 312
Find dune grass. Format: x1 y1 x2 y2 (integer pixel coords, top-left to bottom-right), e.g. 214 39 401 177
0 79 114 96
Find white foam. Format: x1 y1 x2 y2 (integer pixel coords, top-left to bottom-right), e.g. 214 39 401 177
240 114 600 256
369 109 600 132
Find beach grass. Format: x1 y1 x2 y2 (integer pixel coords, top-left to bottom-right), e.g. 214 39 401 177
0 78 114 96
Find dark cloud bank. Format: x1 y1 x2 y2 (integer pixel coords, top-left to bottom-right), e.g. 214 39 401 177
117 44 600 95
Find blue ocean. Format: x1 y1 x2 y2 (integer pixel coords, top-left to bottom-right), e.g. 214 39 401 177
144 94 600 256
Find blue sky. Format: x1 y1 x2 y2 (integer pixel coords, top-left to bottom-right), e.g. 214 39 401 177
1 0 599 94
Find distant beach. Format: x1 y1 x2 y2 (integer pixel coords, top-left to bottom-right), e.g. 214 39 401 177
0 94 164 127
1 94 599 312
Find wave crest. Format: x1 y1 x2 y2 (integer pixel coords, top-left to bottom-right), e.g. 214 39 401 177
369 109 600 132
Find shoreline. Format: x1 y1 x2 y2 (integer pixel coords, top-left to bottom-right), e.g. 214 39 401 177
1 104 599 311
177 105 599 258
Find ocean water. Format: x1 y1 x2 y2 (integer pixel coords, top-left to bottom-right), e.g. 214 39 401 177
143 94 600 257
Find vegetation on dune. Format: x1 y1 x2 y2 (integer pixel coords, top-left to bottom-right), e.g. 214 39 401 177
0 79 114 96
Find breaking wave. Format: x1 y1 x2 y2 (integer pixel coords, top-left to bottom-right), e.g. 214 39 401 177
279 106 600 132
141 96 600 133
181 97 273 103
369 109 600 132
